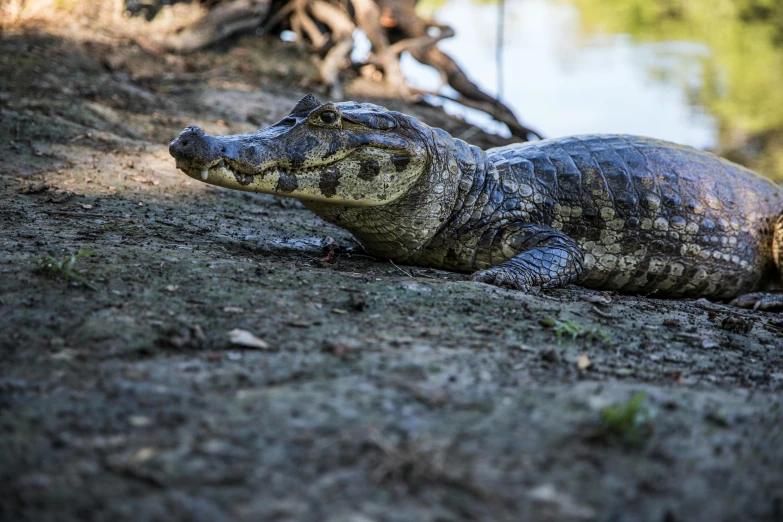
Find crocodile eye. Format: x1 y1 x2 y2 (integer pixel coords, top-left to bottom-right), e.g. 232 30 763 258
319 111 338 125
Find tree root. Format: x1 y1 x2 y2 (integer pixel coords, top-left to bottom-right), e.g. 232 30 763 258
131 0 541 139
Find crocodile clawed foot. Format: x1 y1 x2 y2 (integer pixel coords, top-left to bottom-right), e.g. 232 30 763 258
471 268 532 292
729 292 783 311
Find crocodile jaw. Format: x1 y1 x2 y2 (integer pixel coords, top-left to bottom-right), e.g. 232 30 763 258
178 147 427 207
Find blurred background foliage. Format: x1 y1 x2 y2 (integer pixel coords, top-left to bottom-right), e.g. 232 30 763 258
572 0 783 131
418 0 783 179
565 0 783 179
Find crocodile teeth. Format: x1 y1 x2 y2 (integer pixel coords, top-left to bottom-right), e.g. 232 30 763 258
201 169 209 181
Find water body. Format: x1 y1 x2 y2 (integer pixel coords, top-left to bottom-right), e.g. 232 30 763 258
401 0 783 179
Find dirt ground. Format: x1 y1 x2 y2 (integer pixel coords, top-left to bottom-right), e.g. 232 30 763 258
1 23 783 522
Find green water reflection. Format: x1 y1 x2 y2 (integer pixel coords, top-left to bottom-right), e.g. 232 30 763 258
568 0 783 180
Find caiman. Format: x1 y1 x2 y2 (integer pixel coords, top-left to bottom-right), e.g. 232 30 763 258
169 94 783 309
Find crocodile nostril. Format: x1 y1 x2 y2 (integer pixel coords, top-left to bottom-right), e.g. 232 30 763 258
221 147 227 153
170 125 220 162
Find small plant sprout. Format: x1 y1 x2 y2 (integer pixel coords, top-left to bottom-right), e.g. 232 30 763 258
554 319 581 342
539 317 613 345
35 249 96 289
599 392 653 447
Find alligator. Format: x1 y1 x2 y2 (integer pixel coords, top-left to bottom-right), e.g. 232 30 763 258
169 94 783 309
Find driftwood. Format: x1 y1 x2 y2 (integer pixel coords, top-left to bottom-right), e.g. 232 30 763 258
130 0 541 140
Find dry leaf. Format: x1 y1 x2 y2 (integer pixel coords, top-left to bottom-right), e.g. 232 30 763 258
577 353 591 369
229 328 270 349
581 294 611 305
224 306 244 313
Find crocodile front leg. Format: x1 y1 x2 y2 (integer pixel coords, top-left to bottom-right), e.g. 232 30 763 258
471 225 584 291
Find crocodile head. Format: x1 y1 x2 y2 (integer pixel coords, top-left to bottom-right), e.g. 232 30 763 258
169 94 432 206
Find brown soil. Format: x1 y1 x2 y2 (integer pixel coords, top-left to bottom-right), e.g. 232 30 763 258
1 23 782 522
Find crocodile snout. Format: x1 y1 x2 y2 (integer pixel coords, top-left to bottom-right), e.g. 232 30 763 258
169 125 222 168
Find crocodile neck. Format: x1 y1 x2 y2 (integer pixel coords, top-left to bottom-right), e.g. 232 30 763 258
303 129 493 262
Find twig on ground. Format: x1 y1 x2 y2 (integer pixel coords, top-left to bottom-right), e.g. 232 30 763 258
389 259 413 278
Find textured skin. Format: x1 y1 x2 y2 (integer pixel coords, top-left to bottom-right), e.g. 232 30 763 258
169 96 783 299
421 135 783 298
